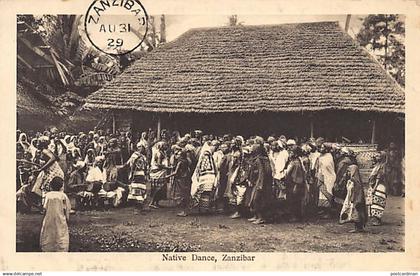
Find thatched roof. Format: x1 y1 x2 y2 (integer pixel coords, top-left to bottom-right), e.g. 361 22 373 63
85 21 405 114
17 82 102 131
17 82 56 118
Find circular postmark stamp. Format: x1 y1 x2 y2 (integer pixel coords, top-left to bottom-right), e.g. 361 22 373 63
84 0 148 55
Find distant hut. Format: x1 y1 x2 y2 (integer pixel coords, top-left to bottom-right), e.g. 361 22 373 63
85 21 404 148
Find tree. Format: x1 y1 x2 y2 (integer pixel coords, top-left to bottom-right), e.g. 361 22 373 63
18 15 121 95
227 15 243 26
357 14 405 87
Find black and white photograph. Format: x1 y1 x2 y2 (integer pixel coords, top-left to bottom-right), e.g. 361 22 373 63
15 12 406 255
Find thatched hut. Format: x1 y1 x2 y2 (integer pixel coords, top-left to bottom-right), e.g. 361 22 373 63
85 21 404 148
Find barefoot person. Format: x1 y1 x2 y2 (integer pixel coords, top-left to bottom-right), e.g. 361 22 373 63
284 146 306 222
339 164 368 232
34 136 65 205
165 149 191 216
40 177 71 252
248 142 273 225
190 142 217 212
368 151 388 226
315 142 336 219
149 141 170 208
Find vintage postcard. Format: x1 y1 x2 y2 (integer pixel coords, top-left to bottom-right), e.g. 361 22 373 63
0 0 420 272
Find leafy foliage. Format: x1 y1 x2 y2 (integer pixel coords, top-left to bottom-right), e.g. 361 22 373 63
357 14 405 87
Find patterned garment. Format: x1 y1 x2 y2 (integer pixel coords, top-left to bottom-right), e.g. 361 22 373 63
235 185 247 205
190 146 217 208
339 180 359 224
42 161 65 192
191 148 217 196
370 183 387 219
127 183 147 202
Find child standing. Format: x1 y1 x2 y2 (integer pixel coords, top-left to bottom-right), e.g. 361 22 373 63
40 177 71 252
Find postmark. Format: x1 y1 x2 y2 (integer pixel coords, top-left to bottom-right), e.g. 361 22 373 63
84 0 148 55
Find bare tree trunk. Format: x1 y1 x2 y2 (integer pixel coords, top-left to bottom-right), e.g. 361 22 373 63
160 15 166 43
345 15 351 33
384 15 388 70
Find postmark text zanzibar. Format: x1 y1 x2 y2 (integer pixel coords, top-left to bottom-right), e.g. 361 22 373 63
85 0 148 55
162 253 256 263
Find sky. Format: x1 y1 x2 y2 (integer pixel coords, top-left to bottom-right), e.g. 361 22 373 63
161 14 366 41
74 14 367 54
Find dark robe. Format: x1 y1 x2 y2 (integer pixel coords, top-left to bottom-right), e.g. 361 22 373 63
339 164 367 228
333 156 353 200
285 157 306 219
248 154 273 216
385 149 402 195
171 158 191 208
216 155 229 200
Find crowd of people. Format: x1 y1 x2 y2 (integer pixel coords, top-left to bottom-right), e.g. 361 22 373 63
16 127 404 251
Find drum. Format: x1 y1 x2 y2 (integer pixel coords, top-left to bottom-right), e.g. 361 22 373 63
86 181 102 193
199 191 213 212
103 181 118 192
127 183 147 203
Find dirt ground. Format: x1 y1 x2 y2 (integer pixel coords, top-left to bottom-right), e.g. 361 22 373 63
16 196 404 252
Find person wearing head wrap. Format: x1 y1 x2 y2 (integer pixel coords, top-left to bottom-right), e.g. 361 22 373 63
32 136 65 203
190 143 218 213
124 143 149 206
164 149 191 216
270 140 289 201
235 136 245 147
148 141 170 208
68 159 86 192
254 136 264 146
29 138 39 161
308 141 321 202
284 146 306 222
247 143 273 224
193 130 203 141
315 137 325 148
39 177 71 252
339 164 367 232
299 143 314 214
214 143 232 213
171 131 181 146
229 145 253 219
332 147 355 202
314 142 336 218
61 135 71 149
224 141 242 206
17 133 30 152
84 148 96 169
102 138 123 184
95 136 107 156
92 133 100 147
286 139 297 152
118 135 130 164
267 136 276 144
367 151 388 226
401 155 405 197
385 142 402 196
166 144 182 202
80 156 106 199
212 140 223 172
87 130 94 140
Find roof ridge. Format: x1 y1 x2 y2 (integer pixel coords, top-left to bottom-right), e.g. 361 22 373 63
85 19 404 114
184 20 340 33
336 24 405 97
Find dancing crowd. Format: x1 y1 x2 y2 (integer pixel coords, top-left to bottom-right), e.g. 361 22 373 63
16 127 404 251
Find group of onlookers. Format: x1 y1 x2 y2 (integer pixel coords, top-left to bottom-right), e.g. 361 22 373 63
16 127 404 251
